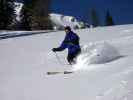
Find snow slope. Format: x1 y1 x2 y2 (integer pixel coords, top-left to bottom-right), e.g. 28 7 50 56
0 30 56 40
1 24 133 100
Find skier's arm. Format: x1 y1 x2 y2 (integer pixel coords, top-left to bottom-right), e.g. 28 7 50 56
52 37 68 52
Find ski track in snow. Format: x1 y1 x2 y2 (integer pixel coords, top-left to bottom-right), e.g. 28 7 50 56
0 24 133 100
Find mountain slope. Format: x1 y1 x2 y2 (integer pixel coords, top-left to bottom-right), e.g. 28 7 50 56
0 24 133 100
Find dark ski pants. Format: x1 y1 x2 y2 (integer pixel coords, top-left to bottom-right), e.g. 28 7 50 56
67 49 81 64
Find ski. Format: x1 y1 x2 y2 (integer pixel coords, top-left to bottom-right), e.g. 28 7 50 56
47 71 73 75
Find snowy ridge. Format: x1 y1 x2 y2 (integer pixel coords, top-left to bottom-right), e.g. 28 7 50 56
0 24 133 100
0 30 56 40
49 13 88 30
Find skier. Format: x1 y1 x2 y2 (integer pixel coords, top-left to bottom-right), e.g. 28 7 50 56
52 26 81 65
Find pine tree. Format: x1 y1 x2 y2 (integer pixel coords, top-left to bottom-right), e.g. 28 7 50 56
22 0 53 30
90 8 100 27
19 4 31 30
0 0 15 30
105 10 115 26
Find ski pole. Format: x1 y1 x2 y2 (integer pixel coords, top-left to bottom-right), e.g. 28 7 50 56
54 52 64 65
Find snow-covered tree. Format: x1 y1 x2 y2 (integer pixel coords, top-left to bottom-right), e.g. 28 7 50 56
18 4 31 30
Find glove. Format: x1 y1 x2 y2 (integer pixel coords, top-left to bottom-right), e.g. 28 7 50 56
52 48 57 52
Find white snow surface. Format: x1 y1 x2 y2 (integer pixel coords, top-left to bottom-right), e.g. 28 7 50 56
73 42 121 71
1 24 133 100
0 30 56 39
49 13 87 29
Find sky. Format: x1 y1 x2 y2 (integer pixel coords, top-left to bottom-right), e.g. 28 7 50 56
51 0 133 25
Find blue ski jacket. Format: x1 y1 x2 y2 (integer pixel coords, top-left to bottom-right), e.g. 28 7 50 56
56 31 81 54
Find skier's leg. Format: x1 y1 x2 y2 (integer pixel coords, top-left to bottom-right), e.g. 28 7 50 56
77 48 81 56
72 49 81 63
67 53 76 65
67 54 74 65
67 49 81 65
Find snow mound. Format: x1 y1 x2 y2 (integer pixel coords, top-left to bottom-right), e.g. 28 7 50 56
73 42 121 71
